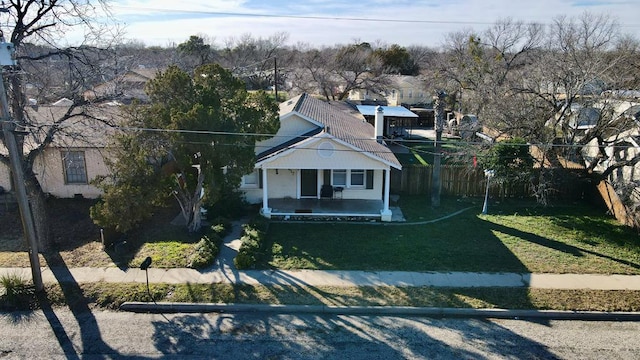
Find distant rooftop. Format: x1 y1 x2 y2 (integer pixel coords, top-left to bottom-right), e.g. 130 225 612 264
355 105 418 118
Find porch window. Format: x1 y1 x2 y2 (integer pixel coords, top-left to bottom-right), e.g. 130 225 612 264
332 169 347 186
351 169 365 187
241 170 259 188
62 151 87 184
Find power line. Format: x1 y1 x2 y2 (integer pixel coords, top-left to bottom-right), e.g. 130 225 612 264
2 117 638 150
114 6 498 26
113 5 640 28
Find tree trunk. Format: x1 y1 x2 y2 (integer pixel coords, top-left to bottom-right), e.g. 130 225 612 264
186 167 205 233
24 170 50 252
174 166 205 233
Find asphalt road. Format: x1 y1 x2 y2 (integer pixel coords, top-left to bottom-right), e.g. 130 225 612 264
1 309 639 359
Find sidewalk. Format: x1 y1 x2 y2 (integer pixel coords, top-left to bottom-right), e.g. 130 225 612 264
2 267 640 290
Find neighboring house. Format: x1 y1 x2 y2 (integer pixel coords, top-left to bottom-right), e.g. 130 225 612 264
348 75 429 107
32 103 119 199
0 102 119 198
347 88 387 104
384 75 429 107
581 101 640 225
242 93 402 221
0 155 10 192
83 67 159 103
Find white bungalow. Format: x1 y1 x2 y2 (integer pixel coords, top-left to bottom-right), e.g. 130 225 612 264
241 93 402 221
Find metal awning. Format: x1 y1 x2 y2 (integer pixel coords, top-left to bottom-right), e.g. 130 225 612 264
356 105 418 118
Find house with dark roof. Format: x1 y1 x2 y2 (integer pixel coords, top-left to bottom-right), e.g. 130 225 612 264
241 93 402 221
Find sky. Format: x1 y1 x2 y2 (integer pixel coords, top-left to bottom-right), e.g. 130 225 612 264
110 0 640 48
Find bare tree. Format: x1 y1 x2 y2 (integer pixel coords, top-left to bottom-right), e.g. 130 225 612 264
288 44 339 100
220 32 289 90
437 14 640 206
0 0 121 250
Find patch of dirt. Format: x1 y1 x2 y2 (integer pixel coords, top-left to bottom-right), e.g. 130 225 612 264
0 198 115 267
0 198 190 268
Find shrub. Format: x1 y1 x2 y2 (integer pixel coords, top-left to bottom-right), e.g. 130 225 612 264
234 249 255 270
210 217 232 237
206 188 249 219
1 272 27 295
0 273 34 310
188 233 221 269
234 216 269 269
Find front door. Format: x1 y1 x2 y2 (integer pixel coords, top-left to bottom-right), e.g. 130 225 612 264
300 169 318 197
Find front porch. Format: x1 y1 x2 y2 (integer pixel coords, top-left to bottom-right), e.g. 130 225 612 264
264 198 405 222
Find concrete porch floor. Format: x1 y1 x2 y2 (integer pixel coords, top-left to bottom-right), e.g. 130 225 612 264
266 198 405 222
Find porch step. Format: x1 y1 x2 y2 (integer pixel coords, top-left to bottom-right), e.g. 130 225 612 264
272 214 380 222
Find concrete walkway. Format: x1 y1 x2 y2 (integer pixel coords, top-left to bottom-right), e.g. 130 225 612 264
2 267 640 290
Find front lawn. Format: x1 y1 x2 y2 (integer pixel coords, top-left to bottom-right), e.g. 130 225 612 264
260 197 640 274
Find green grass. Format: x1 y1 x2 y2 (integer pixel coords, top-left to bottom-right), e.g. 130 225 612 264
260 197 640 274
397 138 466 166
29 282 640 312
129 242 197 268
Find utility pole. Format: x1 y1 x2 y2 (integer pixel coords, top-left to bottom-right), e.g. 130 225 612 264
273 57 278 101
0 36 43 291
431 90 446 208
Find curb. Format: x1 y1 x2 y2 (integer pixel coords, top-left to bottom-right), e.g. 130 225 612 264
120 302 640 321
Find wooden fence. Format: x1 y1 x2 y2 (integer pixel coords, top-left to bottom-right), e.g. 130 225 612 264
390 165 589 200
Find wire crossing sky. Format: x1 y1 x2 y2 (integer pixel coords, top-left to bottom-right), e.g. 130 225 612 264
110 0 640 47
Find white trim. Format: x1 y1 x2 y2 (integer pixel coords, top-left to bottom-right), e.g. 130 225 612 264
256 133 401 170
240 169 260 189
261 167 269 215
280 110 326 129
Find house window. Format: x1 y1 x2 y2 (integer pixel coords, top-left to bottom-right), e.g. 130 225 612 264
332 169 347 186
351 169 365 187
242 170 259 188
62 151 87 184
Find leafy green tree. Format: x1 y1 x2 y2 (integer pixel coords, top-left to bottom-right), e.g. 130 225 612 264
374 44 420 75
481 137 534 186
177 35 214 70
92 64 280 233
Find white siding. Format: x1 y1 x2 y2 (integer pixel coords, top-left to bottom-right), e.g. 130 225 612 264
340 169 383 200
255 114 317 154
33 147 109 198
267 169 298 198
266 138 388 170
242 169 298 204
0 161 10 191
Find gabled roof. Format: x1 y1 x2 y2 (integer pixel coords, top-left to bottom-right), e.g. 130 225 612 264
261 93 401 168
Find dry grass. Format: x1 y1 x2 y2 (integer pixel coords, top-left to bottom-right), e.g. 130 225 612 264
28 283 640 312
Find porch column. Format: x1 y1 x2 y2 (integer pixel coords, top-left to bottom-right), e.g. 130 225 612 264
381 168 392 222
261 167 271 218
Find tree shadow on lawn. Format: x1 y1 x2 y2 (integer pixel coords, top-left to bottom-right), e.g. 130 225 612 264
102 205 202 270
260 212 530 273
485 219 640 272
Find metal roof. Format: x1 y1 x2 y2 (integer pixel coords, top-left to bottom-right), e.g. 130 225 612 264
355 105 418 118
264 94 401 169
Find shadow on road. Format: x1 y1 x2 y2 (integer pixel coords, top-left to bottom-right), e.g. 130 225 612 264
41 251 150 359
150 312 560 358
